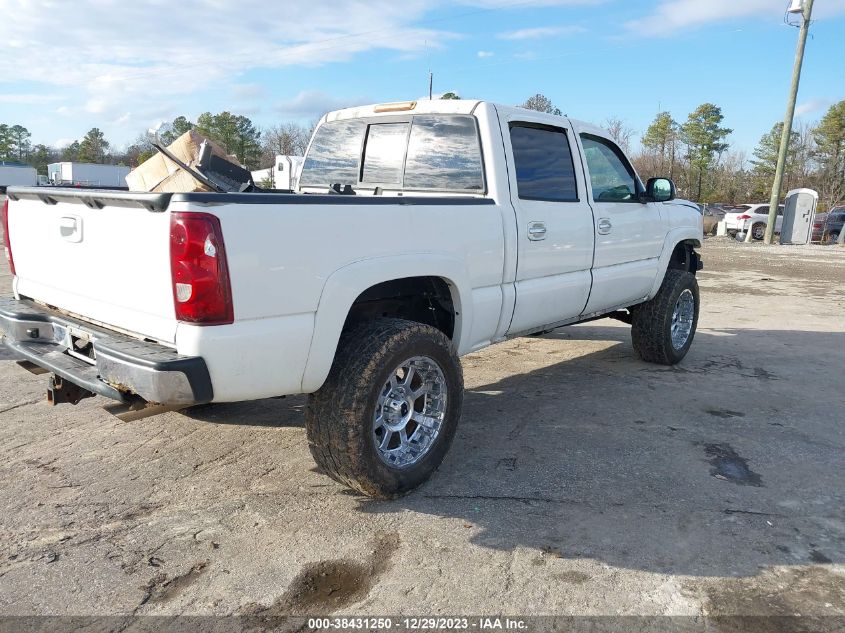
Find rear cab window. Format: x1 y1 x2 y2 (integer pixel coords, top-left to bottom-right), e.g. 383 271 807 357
299 119 365 188
300 114 485 193
361 123 409 184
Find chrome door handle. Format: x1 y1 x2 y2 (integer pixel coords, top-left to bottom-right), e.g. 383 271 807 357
597 218 612 235
528 222 547 241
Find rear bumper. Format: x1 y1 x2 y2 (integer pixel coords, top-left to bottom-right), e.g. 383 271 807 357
0 297 212 406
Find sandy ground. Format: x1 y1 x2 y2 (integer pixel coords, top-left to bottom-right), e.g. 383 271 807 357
0 226 843 622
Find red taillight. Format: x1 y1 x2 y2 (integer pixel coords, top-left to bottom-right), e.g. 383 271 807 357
737 214 752 220
1 199 15 276
169 212 233 325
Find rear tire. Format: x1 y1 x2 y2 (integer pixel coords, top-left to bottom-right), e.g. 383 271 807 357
305 318 463 498
751 223 765 241
631 270 699 365
827 231 840 245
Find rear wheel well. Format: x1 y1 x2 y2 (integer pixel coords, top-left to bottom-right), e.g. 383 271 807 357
667 240 701 274
344 277 456 339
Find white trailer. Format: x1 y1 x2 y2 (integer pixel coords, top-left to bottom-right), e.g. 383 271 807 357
47 162 131 187
0 162 37 187
250 155 303 190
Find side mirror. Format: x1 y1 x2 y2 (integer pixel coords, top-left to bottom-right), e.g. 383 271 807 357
643 177 675 203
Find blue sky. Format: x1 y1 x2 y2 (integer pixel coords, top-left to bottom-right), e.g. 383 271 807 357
1 0 843 155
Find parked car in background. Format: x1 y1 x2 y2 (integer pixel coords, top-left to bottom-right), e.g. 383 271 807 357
813 207 845 244
812 212 828 242
702 204 727 235
724 203 784 240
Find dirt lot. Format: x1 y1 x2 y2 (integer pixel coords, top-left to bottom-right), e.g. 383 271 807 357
0 231 843 623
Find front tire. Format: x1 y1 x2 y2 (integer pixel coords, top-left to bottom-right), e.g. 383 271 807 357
305 318 463 498
631 270 700 365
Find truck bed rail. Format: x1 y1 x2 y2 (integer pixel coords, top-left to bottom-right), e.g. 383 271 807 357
5 186 494 211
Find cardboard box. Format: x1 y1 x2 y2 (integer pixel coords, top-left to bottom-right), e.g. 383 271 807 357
125 130 235 193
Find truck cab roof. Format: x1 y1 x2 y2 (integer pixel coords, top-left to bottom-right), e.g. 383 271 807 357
324 100 606 137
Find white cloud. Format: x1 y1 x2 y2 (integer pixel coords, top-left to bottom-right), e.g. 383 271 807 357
0 93 63 104
477 50 495 58
231 84 267 100
627 0 845 35
796 99 834 117
85 98 108 114
498 26 586 40
464 0 603 6
0 0 458 133
275 90 371 118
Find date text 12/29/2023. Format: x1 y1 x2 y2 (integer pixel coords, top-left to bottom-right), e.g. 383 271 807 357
306 617 528 630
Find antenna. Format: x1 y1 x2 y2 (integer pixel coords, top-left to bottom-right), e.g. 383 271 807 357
425 39 433 99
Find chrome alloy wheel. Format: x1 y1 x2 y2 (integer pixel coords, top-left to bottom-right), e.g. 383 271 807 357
373 356 448 469
671 288 695 350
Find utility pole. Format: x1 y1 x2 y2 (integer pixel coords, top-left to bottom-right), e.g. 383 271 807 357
758 0 814 244
428 71 433 100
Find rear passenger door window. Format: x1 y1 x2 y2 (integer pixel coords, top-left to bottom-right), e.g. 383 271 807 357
509 123 578 202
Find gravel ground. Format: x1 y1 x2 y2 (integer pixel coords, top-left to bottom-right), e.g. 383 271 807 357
0 228 843 624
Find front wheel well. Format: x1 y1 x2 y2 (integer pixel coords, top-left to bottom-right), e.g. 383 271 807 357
667 240 702 274
344 276 456 339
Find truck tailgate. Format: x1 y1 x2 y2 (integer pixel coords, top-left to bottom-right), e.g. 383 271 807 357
6 191 177 344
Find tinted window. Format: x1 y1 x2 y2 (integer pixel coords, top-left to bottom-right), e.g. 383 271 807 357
403 116 483 191
362 123 409 184
509 124 578 202
300 119 365 187
580 135 637 202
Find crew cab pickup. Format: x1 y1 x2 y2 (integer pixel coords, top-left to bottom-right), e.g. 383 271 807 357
1 100 703 497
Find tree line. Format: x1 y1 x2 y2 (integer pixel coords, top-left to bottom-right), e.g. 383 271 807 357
520 93 844 211
0 113 316 174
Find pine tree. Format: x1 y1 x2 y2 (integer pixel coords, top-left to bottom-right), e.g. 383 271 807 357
680 104 732 200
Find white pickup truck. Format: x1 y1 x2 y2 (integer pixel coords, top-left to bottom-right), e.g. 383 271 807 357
1 100 703 497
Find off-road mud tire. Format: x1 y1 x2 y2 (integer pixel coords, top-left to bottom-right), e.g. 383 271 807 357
305 318 463 498
631 270 699 365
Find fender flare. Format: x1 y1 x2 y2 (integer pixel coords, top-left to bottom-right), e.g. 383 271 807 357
300 254 473 393
647 228 703 299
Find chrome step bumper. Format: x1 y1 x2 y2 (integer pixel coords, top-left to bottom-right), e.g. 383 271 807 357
0 297 212 406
